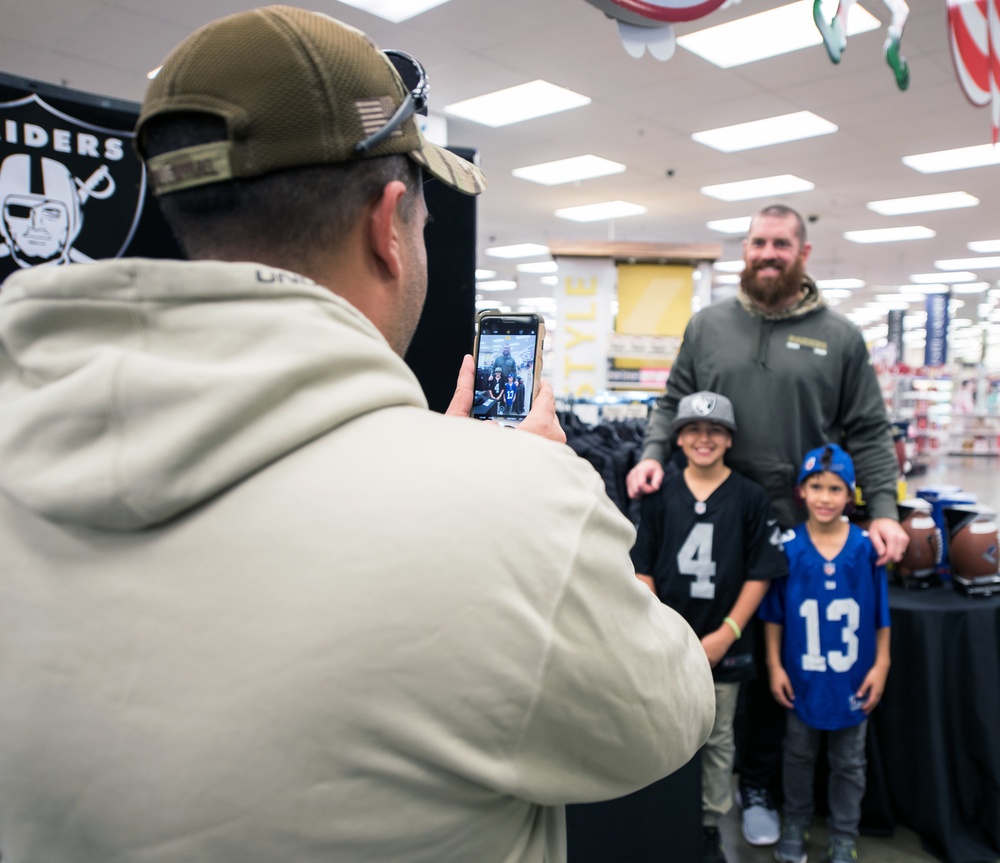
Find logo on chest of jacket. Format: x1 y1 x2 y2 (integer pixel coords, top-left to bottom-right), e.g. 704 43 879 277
785 335 828 356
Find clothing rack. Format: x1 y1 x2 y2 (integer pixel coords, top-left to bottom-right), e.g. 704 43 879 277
555 393 657 526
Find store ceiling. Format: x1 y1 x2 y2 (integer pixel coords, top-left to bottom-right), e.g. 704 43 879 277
5 0 999 351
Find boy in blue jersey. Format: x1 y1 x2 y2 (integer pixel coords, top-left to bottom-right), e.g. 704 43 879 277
632 392 787 863
760 444 891 863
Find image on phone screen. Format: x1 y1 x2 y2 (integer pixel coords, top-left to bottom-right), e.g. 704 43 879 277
472 316 539 427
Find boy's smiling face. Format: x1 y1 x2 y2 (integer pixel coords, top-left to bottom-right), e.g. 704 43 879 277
800 470 852 526
676 420 732 470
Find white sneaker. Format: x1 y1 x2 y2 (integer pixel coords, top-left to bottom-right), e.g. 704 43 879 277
740 787 780 846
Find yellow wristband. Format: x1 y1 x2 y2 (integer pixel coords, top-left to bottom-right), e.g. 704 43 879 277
723 617 742 640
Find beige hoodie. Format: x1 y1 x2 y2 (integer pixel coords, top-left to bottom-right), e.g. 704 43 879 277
0 259 713 863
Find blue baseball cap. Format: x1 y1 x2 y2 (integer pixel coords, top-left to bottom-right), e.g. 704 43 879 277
797 443 856 490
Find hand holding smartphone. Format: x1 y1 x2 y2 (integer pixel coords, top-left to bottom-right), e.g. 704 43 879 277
470 312 544 428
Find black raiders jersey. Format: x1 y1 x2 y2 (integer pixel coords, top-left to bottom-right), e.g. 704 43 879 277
631 469 787 681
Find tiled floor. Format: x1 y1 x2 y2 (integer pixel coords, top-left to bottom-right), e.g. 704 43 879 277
718 454 1000 863
718 794 943 863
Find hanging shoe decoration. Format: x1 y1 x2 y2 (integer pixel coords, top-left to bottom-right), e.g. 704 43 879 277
948 0 1000 143
813 0 910 90
582 0 735 60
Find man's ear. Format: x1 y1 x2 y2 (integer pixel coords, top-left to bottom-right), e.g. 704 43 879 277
799 240 814 267
368 180 408 281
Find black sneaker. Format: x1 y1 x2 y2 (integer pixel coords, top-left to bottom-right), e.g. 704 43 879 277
703 826 728 863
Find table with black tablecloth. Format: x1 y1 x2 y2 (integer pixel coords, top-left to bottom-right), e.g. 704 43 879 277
871 585 1000 863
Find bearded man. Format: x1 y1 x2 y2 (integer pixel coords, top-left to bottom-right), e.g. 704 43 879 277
625 203 908 855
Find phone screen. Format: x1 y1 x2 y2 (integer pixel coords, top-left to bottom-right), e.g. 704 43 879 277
472 314 541 427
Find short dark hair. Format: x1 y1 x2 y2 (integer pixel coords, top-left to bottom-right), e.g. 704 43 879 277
141 112 422 264
754 204 807 245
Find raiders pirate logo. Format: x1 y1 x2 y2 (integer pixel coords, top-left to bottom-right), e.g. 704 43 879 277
0 93 145 282
690 393 717 416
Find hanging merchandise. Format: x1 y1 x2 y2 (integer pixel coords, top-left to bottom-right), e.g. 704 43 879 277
947 0 1000 143
580 0 733 60
813 0 910 90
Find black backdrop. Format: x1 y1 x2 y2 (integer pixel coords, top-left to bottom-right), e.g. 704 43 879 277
0 72 476 413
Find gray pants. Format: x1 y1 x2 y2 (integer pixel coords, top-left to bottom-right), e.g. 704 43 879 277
782 712 868 837
702 681 741 827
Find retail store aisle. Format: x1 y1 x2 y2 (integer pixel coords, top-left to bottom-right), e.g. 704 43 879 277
906 455 999 511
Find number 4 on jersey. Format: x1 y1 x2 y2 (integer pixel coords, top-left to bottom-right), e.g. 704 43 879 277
677 523 716 599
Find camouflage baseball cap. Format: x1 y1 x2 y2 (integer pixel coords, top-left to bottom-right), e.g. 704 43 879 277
135 5 486 196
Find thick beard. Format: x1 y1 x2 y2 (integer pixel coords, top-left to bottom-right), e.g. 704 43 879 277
740 256 805 309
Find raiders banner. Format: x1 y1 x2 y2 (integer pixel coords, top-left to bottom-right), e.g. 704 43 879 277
0 72 180 284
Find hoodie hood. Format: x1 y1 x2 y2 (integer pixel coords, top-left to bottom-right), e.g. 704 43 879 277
0 259 425 530
737 274 826 322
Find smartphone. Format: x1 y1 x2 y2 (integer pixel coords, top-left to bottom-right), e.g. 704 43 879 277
471 312 544 428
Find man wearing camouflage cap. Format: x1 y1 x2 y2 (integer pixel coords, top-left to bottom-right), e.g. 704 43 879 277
0 8 713 862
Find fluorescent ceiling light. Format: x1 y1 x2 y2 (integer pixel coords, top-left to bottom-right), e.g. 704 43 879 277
844 226 935 244
676 0 879 68
444 80 590 128
816 278 865 289
333 0 452 22
868 299 912 311
693 111 837 152
485 243 550 259
707 216 752 234
823 289 854 299
867 191 979 215
863 325 889 339
714 274 741 285
952 282 990 293
936 256 1000 270
475 269 497 280
476 280 517 292
910 271 975 283
147 66 162 80
540 276 559 286
516 261 558 274
555 200 647 222
950 298 966 309
903 143 1000 173
713 259 745 273
512 155 624 185
968 239 1000 253
908 284 951 294
876 292 928 303
701 174 814 201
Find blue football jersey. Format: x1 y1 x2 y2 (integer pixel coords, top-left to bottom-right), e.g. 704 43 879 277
759 523 890 730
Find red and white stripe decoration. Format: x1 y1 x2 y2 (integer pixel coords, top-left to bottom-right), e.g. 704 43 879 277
947 0 1000 143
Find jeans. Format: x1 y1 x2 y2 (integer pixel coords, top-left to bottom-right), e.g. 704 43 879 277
782 712 868 837
737 623 786 803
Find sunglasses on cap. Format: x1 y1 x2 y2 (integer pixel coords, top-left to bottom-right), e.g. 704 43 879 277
355 50 429 156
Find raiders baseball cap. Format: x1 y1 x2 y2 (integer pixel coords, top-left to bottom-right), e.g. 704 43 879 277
135 5 486 196
797 443 856 491
671 391 737 436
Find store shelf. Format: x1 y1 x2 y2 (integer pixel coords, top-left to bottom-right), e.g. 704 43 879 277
946 412 1000 456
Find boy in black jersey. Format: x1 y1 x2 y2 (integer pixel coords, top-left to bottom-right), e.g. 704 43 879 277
631 391 788 863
